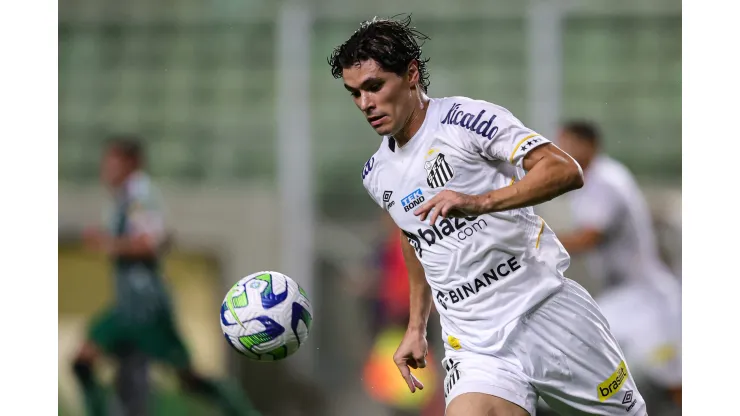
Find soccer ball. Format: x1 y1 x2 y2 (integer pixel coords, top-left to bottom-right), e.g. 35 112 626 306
220 271 313 361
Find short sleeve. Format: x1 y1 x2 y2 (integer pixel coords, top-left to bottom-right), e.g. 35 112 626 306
443 99 551 167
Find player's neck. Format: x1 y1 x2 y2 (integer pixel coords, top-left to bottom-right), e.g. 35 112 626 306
392 94 430 148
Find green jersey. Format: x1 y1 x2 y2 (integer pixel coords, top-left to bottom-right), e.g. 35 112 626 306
106 172 170 322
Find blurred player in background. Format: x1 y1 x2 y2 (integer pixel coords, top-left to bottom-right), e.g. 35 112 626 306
72 137 259 416
330 16 647 416
557 121 682 409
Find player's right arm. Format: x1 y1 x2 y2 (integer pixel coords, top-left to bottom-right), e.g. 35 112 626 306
361 151 426 393
400 230 433 336
394 230 430 393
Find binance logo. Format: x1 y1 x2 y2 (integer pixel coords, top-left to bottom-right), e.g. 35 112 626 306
597 361 628 402
447 335 462 350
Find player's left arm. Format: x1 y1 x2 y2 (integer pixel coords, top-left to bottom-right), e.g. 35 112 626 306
558 184 622 254
416 103 583 224
475 143 584 213
84 198 166 258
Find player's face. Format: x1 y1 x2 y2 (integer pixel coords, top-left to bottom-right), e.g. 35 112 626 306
101 149 131 189
557 130 595 168
342 59 417 136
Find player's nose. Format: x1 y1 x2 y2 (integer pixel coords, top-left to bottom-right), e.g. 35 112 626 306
359 93 374 112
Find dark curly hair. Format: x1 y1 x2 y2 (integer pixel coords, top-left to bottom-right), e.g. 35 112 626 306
328 15 431 93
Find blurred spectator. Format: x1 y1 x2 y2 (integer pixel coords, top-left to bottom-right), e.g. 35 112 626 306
72 137 259 416
556 122 682 413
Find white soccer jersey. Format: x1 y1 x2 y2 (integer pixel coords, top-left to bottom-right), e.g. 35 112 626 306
567 156 678 290
104 172 167 246
362 96 570 354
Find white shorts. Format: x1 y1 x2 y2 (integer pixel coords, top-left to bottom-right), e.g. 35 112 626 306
596 280 682 389
441 279 646 416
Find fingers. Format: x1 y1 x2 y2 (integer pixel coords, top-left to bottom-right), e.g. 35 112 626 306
395 361 417 392
414 191 462 225
396 361 426 393
406 356 427 369
413 195 437 221
414 194 445 223
428 201 451 226
411 373 425 390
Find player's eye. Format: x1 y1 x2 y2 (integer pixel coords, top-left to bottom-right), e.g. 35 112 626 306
350 90 360 98
367 83 383 93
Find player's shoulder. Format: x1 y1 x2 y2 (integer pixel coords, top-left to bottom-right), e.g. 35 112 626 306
588 156 636 188
360 138 397 205
360 137 392 188
578 156 640 205
435 96 521 138
436 96 516 120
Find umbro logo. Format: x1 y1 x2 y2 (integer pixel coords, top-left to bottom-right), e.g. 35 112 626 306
382 190 395 210
622 390 633 405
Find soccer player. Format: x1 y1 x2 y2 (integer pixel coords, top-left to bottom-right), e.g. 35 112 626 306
328 17 647 416
72 137 258 416
556 122 682 408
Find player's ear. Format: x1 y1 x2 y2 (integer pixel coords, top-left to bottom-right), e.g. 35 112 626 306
407 60 420 87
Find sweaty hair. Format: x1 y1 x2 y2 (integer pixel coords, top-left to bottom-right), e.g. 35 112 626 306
328 15 431 92
561 120 601 147
106 135 144 167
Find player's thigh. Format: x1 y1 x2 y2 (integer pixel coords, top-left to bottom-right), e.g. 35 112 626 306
447 392 530 416
521 280 646 415
442 354 537 416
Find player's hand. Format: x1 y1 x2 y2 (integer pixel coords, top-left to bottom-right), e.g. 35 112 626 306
393 329 427 393
413 190 485 225
82 228 112 254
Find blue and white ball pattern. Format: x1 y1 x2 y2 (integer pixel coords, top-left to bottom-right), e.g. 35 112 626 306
220 271 313 361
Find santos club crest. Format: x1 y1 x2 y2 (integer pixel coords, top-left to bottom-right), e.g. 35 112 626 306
424 148 455 188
